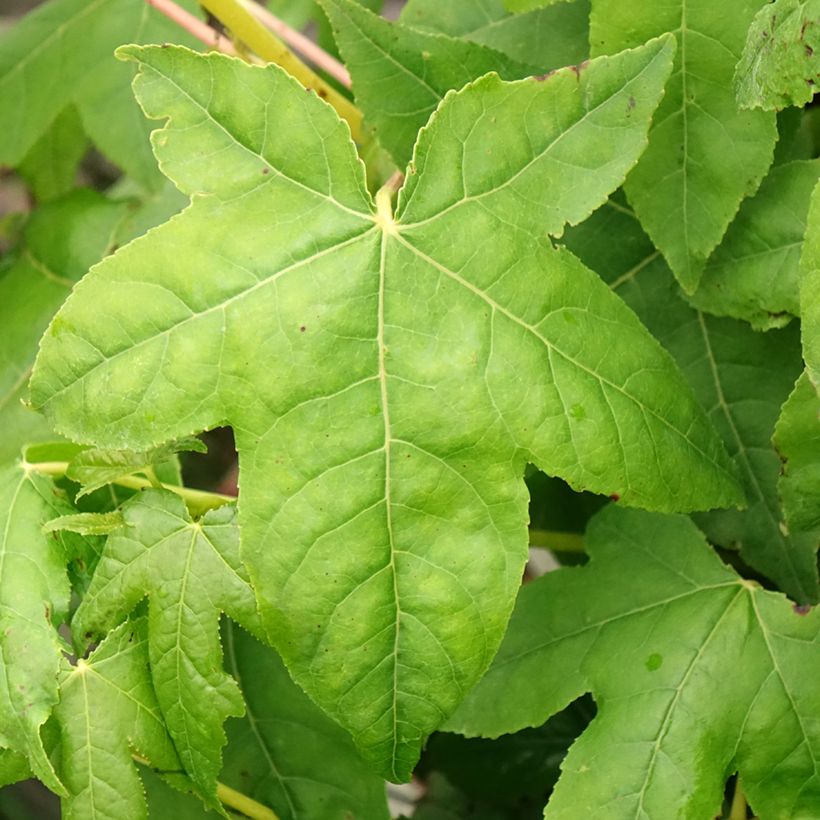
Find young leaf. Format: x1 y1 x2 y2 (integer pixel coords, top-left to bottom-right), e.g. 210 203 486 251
399 0 589 69
735 0 820 111
565 206 819 602
44 510 125 536
65 436 206 498
30 40 747 782
321 0 533 168
775 371 820 534
54 618 185 820
591 0 778 292
222 622 390 819
0 190 127 464
72 490 260 807
688 159 820 330
447 505 820 819
0 464 72 796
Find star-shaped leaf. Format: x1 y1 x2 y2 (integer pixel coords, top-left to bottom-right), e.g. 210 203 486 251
71 491 261 806
735 0 820 111
448 505 820 818
30 39 745 780
591 0 778 292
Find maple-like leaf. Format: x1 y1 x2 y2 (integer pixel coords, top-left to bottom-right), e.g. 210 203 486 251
0 464 72 796
447 505 820 818
591 0 778 292
71 491 261 806
30 39 746 780
735 0 820 111
53 618 186 820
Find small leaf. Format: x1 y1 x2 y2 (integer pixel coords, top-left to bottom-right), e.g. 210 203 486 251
689 159 820 330
775 371 820 534
66 436 207 498
221 621 390 820
399 0 589 72
0 749 32 789
322 0 534 167
0 464 72 795
448 505 820 818
31 40 749 782
735 0 820 111
54 618 184 820
72 490 261 806
591 0 778 291
44 511 125 536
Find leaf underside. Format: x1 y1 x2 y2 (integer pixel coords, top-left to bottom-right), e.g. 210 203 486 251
30 38 746 781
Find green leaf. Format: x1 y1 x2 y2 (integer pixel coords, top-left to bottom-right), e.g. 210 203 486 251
735 0 820 111
0 749 32 789
591 0 778 292
801 179 820 389
0 0 195 188
53 618 184 820
565 203 819 602
504 0 577 11
321 0 534 168
447 505 820 818
221 621 389 819
0 464 72 796
0 190 128 464
688 159 820 330
30 40 747 781
17 105 87 202
66 437 206 498
141 767 222 819
399 0 589 68
775 371 820 534
72 490 260 806
44 510 125 536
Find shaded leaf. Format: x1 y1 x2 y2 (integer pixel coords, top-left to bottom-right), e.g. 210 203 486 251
689 159 820 330
448 505 820 818
221 621 389 820
591 0 778 291
736 0 820 111
399 0 589 68
0 749 32 789
72 490 260 806
775 371 820 533
30 40 747 782
322 0 533 167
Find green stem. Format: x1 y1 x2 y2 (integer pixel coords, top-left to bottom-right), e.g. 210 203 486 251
528 529 585 553
198 0 363 141
24 461 234 517
217 781 280 820
729 777 747 820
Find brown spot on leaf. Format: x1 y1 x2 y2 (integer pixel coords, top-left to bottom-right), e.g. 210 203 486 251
609 493 621 502
794 603 812 615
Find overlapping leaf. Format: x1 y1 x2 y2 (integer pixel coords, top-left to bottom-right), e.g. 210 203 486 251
30 39 746 781
53 618 186 820
689 159 820 330
447 505 820 818
801 179 820 389
736 0 820 111
72 491 261 806
322 0 533 167
399 0 589 68
221 622 389 819
591 0 778 292
775 371 820 534
0 464 73 795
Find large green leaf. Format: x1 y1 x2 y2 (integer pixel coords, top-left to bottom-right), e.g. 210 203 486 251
0 0 196 189
689 159 820 330
399 0 589 68
735 0 820 111
30 40 745 781
775 371 820 534
53 618 184 820
564 200 819 602
322 0 532 168
447 505 820 818
0 190 128 464
222 622 389 819
0 465 72 795
72 491 260 806
591 0 778 292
